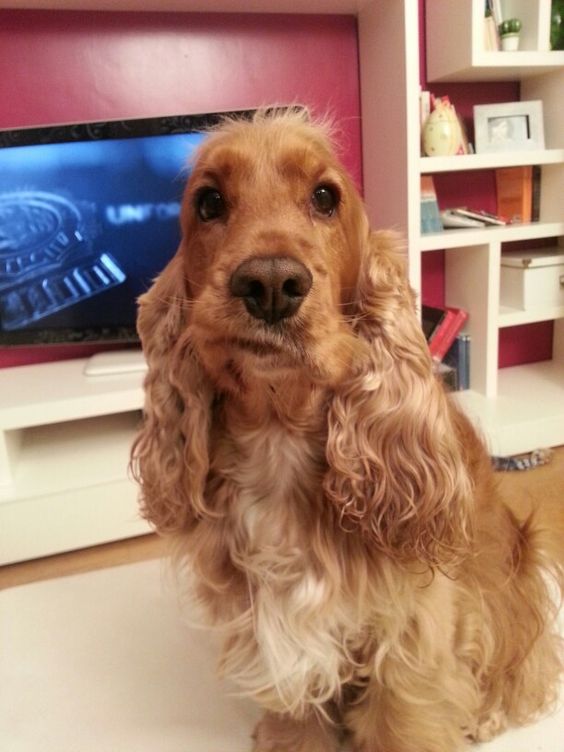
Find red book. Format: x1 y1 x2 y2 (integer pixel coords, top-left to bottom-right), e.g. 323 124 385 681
427 306 468 362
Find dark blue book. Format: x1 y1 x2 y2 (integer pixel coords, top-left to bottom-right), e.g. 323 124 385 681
444 333 471 390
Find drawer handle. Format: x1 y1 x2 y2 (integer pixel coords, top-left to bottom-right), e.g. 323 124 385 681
560 274 564 288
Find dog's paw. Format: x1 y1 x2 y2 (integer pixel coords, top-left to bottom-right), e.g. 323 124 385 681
252 712 339 752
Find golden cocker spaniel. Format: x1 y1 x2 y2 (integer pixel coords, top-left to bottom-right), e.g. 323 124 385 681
132 109 563 752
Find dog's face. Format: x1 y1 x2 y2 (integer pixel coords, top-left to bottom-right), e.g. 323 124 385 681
177 114 370 391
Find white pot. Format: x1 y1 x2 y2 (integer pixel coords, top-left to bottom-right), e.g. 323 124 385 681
501 33 520 51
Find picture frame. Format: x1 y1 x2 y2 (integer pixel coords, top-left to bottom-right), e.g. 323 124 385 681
473 100 545 154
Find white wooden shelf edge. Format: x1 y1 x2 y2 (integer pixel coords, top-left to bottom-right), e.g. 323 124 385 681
498 304 564 328
475 51 564 67
428 52 564 83
420 149 564 175
0 0 367 13
419 222 564 252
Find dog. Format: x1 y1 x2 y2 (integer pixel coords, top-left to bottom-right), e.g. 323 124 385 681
131 109 563 751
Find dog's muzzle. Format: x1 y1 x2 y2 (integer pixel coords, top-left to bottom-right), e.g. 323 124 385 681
229 256 312 325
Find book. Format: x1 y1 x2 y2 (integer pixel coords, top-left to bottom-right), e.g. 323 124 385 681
422 304 469 362
444 333 471 390
422 304 448 341
495 166 533 223
489 0 504 30
531 165 541 222
419 88 431 155
458 333 470 390
420 176 443 234
419 88 431 128
484 3 500 50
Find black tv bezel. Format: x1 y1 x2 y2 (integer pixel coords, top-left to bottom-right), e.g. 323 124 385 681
0 108 256 347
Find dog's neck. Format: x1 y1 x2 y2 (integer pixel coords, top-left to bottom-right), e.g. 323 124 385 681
219 370 329 433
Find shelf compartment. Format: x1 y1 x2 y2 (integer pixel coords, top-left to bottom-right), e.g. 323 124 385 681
0 411 142 501
426 0 564 82
453 360 564 455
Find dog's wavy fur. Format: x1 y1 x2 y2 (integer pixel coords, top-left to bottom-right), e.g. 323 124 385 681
131 109 563 751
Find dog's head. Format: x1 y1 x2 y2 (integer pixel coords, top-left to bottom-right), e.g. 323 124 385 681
165 109 372 392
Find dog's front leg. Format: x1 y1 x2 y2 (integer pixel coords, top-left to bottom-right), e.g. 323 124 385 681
345 669 476 752
252 710 340 752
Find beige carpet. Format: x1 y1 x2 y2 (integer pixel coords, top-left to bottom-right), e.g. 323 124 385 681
0 560 259 752
1 559 562 752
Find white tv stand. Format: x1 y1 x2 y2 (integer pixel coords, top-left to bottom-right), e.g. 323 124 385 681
83 349 148 377
0 354 149 564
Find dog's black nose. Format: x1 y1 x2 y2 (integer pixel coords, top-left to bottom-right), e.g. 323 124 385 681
229 256 312 325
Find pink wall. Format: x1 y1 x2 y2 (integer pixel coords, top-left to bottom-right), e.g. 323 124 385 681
0 9 361 368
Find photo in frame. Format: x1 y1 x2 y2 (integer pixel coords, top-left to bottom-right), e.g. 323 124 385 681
473 101 545 154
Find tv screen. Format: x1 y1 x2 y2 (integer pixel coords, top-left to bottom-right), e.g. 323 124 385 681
0 110 249 346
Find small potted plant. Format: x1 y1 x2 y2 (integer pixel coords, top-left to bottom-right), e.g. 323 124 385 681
498 18 522 50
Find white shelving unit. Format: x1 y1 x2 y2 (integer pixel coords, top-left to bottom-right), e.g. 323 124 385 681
0 358 147 563
0 0 562 561
423 0 564 455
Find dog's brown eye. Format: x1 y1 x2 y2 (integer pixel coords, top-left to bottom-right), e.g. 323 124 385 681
311 184 339 217
196 188 226 222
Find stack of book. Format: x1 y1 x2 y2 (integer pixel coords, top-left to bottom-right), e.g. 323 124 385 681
444 333 471 391
421 176 443 234
422 305 470 391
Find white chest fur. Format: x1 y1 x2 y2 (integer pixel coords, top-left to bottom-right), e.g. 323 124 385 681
217 421 360 715
230 422 318 546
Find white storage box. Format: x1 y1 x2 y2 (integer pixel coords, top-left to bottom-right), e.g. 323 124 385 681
500 247 564 310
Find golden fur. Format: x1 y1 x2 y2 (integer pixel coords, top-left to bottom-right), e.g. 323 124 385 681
131 110 563 751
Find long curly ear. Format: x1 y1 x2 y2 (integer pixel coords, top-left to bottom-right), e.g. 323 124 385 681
324 231 474 567
131 252 213 534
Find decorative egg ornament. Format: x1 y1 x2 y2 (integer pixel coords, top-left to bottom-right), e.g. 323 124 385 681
422 101 463 157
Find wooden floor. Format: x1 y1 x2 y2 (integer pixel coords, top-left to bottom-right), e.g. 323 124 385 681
494 445 564 524
1 446 563 591
0 534 165 590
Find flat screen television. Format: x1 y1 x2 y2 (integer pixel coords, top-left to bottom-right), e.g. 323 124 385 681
0 109 253 346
